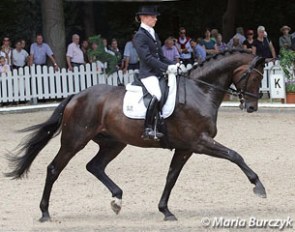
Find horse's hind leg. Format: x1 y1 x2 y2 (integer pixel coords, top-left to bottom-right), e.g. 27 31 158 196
86 139 126 215
158 149 192 221
196 133 266 198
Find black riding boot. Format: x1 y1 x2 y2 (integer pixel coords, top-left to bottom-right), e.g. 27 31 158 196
142 96 164 140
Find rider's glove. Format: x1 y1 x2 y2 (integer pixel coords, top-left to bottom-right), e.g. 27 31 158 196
166 64 179 74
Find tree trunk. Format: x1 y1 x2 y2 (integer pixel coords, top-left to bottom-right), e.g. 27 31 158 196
83 2 96 38
41 0 66 68
222 0 238 43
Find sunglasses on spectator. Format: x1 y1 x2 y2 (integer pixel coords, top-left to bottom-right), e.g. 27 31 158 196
247 33 254 35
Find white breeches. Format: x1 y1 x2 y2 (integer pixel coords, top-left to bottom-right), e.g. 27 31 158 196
141 76 162 101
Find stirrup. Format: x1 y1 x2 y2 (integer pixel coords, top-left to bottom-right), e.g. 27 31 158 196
142 128 164 141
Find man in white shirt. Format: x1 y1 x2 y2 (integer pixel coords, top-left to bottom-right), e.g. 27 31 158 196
66 34 84 71
12 40 29 69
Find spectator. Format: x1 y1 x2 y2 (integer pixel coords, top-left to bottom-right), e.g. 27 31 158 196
252 26 276 59
66 34 84 71
0 36 12 66
201 28 218 56
29 34 59 71
122 32 139 72
243 29 255 52
228 35 243 50
176 27 193 65
20 39 28 52
81 39 89 63
227 27 246 48
279 25 292 51
102 38 115 56
0 56 10 74
12 40 29 69
210 28 219 42
190 38 206 63
109 38 123 67
162 36 180 63
215 33 228 52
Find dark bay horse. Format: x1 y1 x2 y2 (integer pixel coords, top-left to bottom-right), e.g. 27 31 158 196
6 50 266 222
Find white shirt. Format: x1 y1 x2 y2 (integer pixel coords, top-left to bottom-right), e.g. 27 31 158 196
140 23 156 40
66 42 84 64
12 49 29 67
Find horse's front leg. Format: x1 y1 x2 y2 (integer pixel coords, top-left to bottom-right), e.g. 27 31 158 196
195 133 266 198
158 149 192 221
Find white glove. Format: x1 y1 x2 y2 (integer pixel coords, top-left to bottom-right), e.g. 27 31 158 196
167 63 179 74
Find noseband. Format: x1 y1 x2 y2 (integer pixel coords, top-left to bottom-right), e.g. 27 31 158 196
234 63 264 110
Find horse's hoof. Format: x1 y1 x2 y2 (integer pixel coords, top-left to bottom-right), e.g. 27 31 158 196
164 215 178 221
39 215 51 223
253 186 267 198
111 198 122 215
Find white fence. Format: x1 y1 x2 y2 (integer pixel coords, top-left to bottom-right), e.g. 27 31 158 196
0 63 137 103
0 61 289 103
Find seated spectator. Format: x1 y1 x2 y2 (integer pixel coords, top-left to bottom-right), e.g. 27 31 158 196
176 27 193 65
201 28 218 56
122 32 139 72
252 26 276 59
0 56 10 74
215 33 228 52
243 29 255 52
66 34 84 71
162 36 180 63
12 40 29 69
228 35 243 50
29 33 59 71
227 27 246 48
190 38 206 63
279 25 292 51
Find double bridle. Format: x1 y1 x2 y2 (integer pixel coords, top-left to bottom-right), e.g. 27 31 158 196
190 59 264 109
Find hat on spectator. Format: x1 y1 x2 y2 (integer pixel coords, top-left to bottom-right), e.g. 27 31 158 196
136 5 160 16
280 25 291 32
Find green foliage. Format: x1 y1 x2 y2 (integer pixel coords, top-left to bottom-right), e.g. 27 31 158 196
280 49 295 93
87 35 118 75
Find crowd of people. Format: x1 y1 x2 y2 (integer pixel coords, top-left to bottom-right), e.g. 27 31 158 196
0 24 295 75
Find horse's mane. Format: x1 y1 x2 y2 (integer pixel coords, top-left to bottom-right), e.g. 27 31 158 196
188 49 254 79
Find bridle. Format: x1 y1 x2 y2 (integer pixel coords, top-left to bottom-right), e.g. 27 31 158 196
189 57 264 110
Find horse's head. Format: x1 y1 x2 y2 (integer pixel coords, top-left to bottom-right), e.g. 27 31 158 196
232 56 265 113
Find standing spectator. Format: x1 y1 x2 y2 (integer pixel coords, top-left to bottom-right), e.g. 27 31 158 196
81 39 89 63
279 25 292 51
0 36 12 66
215 33 228 52
109 38 123 67
243 29 255 52
252 26 276 59
66 34 84 71
227 27 246 48
12 40 29 69
228 35 243 50
0 56 10 74
201 28 218 56
29 34 59 71
210 28 219 42
102 38 115 56
190 38 206 63
176 27 193 65
122 32 139 72
162 36 180 63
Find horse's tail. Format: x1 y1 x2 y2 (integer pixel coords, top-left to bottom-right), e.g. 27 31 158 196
5 95 75 179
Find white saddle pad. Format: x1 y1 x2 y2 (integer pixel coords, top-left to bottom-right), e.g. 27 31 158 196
123 74 177 119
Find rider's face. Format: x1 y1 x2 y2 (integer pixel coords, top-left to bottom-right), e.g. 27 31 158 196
141 15 157 27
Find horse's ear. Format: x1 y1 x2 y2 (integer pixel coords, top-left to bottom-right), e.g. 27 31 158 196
255 57 265 67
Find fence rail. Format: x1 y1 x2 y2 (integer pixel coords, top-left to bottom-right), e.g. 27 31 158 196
0 61 289 104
